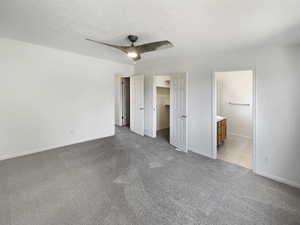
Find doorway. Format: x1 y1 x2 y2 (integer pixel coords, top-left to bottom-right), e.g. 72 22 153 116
121 77 130 127
115 74 145 136
115 75 131 128
155 77 171 142
152 73 188 152
212 70 255 169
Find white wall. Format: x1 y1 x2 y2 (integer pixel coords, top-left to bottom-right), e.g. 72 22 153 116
135 44 300 188
0 38 133 160
216 71 253 138
156 87 170 130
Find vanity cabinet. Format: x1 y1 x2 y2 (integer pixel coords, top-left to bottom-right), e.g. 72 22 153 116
217 119 227 145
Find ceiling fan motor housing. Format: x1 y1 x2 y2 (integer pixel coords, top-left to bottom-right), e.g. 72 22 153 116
128 35 138 45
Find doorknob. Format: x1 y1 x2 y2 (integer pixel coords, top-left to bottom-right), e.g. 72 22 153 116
181 115 187 118
139 107 144 110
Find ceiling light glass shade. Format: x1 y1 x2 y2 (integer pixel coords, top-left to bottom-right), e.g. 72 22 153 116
127 51 138 58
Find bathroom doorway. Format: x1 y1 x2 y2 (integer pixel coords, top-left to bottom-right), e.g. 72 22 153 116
212 70 256 169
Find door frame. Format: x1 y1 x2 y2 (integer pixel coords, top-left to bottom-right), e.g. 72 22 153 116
152 79 157 138
211 68 257 172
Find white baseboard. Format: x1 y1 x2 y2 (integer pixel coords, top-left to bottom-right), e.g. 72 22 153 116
189 147 213 159
189 148 300 189
256 170 300 189
0 134 114 161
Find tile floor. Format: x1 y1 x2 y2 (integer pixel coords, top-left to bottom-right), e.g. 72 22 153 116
217 135 252 169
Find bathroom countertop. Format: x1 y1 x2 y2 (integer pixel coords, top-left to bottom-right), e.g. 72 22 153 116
217 116 226 122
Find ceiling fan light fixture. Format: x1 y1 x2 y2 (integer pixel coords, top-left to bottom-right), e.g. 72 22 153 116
127 51 138 58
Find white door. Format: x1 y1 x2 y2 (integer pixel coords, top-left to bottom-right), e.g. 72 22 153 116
130 75 145 136
170 73 188 152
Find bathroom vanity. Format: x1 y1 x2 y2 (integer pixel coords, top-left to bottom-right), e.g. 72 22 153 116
217 116 227 145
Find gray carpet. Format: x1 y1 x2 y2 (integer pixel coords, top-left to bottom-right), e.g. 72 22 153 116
1 126 300 225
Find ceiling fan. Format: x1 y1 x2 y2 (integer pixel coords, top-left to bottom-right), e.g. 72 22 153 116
86 35 173 61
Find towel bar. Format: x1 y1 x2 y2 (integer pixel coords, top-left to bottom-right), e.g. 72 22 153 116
228 102 250 106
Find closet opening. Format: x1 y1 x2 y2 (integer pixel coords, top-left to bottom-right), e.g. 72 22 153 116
151 73 188 152
156 85 170 142
153 76 171 143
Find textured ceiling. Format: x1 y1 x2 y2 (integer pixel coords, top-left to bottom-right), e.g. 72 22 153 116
1 0 300 65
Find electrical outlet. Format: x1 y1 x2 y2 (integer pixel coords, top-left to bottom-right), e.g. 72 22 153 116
264 156 269 164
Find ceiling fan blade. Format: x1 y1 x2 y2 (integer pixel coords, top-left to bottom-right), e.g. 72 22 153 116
135 40 173 54
86 38 128 53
